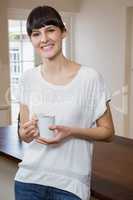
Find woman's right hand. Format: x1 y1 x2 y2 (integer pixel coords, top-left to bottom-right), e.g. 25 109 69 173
19 117 39 143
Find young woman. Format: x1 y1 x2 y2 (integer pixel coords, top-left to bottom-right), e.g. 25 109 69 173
15 5 115 200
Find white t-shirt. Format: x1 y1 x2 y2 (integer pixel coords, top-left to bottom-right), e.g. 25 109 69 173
15 65 111 200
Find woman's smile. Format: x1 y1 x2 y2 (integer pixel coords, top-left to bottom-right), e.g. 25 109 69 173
40 43 54 52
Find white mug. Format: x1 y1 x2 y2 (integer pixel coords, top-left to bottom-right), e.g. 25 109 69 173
37 114 55 139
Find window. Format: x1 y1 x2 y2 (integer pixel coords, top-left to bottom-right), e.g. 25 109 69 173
8 20 34 124
10 48 20 74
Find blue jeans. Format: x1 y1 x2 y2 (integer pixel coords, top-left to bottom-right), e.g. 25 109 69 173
15 181 81 200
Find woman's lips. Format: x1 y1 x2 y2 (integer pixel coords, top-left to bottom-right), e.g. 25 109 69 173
41 44 54 51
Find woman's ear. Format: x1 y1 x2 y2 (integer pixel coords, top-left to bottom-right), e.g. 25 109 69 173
61 29 67 39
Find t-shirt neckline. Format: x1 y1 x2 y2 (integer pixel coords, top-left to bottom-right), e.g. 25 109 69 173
38 64 82 89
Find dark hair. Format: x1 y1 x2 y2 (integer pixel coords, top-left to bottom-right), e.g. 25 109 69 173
26 5 66 36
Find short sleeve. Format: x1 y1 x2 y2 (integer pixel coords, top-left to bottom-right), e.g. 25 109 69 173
92 72 111 123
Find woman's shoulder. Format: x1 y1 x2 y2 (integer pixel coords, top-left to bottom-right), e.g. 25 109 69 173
21 65 40 80
80 65 101 81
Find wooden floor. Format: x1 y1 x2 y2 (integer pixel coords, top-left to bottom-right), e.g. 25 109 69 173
0 155 18 200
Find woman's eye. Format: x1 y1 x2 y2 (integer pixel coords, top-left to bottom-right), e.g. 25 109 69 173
48 29 55 32
32 32 40 37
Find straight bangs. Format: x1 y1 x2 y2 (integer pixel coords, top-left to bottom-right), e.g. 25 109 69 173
26 6 66 36
30 18 64 30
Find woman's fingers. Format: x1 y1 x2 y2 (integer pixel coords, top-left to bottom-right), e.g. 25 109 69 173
19 115 39 143
36 134 60 144
36 137 48 144
21 122 39 138
32 113 38 121
48 125 57 130
29 128 38 136
22 120 36 129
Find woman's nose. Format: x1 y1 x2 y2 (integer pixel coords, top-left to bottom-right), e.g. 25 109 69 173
40 32 48 43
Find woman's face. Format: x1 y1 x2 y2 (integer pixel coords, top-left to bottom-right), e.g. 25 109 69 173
30 25 66 60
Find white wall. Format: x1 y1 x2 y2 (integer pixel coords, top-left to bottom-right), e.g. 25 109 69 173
0 0 11 126
125 7 133 138
74 0 130 137
8 0 81 12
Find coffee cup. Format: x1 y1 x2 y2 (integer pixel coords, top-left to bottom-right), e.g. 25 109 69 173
37 114 55 139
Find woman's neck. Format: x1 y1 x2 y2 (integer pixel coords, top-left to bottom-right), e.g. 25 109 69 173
42 54 71 75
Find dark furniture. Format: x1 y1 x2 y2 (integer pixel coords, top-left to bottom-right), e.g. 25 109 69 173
91 136 133 200
0 126 133 200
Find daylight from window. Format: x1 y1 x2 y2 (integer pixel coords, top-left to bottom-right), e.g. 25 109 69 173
8 20 34 124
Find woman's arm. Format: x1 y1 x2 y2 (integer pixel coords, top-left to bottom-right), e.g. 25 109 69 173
71 103 115 142
19 104 29 125
19 104 39 143
36 103 115 144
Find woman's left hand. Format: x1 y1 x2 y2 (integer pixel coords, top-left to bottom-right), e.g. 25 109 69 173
36 125 72 144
